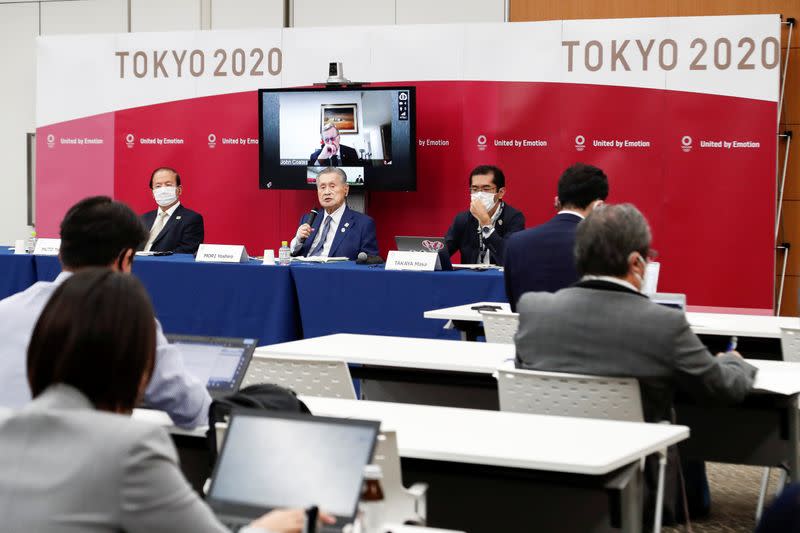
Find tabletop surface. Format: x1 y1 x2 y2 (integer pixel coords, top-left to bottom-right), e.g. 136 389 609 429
423 301 799 339
300 396 689 475
256 333 514 373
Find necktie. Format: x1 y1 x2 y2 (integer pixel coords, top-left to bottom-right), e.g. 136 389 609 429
144 211 169 252
309 216 333 257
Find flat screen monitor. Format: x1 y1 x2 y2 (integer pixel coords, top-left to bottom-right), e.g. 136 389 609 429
258 86 416 191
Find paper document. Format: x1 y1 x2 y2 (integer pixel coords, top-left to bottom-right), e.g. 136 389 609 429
452 264 502 271
292 256 349 263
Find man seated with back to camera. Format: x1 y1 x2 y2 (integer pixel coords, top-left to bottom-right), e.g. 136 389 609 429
514 203 757 524
504 162 609 310
444 165 525 266
290 167 378 261
141 166 204 254
0 269 334 533
0 196 211 428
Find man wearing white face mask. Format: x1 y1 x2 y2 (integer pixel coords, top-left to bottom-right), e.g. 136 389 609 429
444 165 524 266
514 203 757 526
141 167 204 254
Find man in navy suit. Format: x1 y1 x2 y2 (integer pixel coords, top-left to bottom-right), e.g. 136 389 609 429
444 165 525 266
504 163 608 310
308 124 361 166
140 167 204 254
290 167 378 260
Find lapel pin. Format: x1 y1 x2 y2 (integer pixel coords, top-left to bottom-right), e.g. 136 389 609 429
176 216 182 220
341 228 346 233
344 222 350 228
498 219 503 226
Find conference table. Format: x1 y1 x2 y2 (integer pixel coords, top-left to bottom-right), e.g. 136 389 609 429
424 301 799 356
32 253 301 345
0 248 36 300
134 398 689 533
256 333 800 485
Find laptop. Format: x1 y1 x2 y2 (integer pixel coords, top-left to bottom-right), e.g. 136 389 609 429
394 236 453 271
165 334 256 399
207 409 380 532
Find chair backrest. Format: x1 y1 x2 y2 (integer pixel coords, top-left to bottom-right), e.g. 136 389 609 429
497 368 644 422
372 431 421 524
780 327 800 362
241 355 356 399
481 311 520 344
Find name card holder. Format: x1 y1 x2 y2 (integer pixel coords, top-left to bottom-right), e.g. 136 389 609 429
196 244 249 263
385 250 441 271
33 238 61 256
13 240 26 255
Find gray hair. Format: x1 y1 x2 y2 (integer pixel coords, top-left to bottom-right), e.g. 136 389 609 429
317 166 348 186
321 123 339 135
574 203 651 277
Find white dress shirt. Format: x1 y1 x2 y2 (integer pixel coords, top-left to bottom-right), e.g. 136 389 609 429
0 271 211 428
290 203 346 257
558 209 585 219
581 275 640 293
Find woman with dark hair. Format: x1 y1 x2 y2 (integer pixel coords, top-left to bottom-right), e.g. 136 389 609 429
0 269 330 533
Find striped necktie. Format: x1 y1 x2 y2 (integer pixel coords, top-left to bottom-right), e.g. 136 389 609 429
309 215 333 257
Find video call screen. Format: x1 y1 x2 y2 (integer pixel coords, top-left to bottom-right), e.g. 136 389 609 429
258 86 416 191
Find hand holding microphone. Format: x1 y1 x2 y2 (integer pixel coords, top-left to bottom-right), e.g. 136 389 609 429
297 208 319 244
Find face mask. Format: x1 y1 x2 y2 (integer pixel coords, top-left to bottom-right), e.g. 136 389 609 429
153 186 178 207
471 191 496 212
633 255 648 293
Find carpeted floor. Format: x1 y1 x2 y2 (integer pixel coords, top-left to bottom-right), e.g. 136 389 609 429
663 463 784 533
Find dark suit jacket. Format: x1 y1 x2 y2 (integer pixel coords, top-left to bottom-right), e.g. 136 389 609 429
308 144 360 166
294 206 378 260
515 280 757 424
504 212 582 310
141 204 204 254
444 203 524 266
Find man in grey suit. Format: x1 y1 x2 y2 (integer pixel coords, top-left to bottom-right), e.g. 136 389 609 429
514 203 757 523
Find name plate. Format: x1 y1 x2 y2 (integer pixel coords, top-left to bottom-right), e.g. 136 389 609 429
33 238 61 255
13 240 26 255
196 244 248 263
385 250 441 271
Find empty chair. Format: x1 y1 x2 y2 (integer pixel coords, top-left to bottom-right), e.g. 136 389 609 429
371 431 428 525
497 368 665 533
242 355 356 399
480 311 519 344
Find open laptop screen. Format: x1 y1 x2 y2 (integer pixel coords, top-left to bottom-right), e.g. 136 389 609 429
166 335 256 396
208 410 379 520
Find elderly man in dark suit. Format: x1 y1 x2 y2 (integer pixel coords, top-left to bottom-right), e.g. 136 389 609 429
504 163 608 310
290 167 378 260
308 124 360 166
141 167 204 254
515 203 757 524
444 165 525 266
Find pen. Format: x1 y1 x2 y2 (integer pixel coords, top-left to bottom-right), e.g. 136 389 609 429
726 336 738 352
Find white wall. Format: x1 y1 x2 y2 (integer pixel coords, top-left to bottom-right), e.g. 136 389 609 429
0 0 504 244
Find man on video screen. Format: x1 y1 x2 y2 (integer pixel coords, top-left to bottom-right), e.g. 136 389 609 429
309 124 360 166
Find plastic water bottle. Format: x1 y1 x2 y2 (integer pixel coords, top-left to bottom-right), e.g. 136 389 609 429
26 230 37 254
278 241 291 266
356 465 385 533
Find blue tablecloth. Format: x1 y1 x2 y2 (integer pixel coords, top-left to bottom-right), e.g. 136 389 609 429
35 254 300 344
290 262 507 340
0 248 37 300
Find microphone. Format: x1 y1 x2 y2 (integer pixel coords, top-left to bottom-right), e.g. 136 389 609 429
356 252 385 265
298 208 319 244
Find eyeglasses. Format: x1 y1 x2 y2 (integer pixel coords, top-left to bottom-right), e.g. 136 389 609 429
469 186 497 193
322 134 340 143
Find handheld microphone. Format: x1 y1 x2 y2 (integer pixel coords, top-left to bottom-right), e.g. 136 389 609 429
298 208 319 244
356 252 385 265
